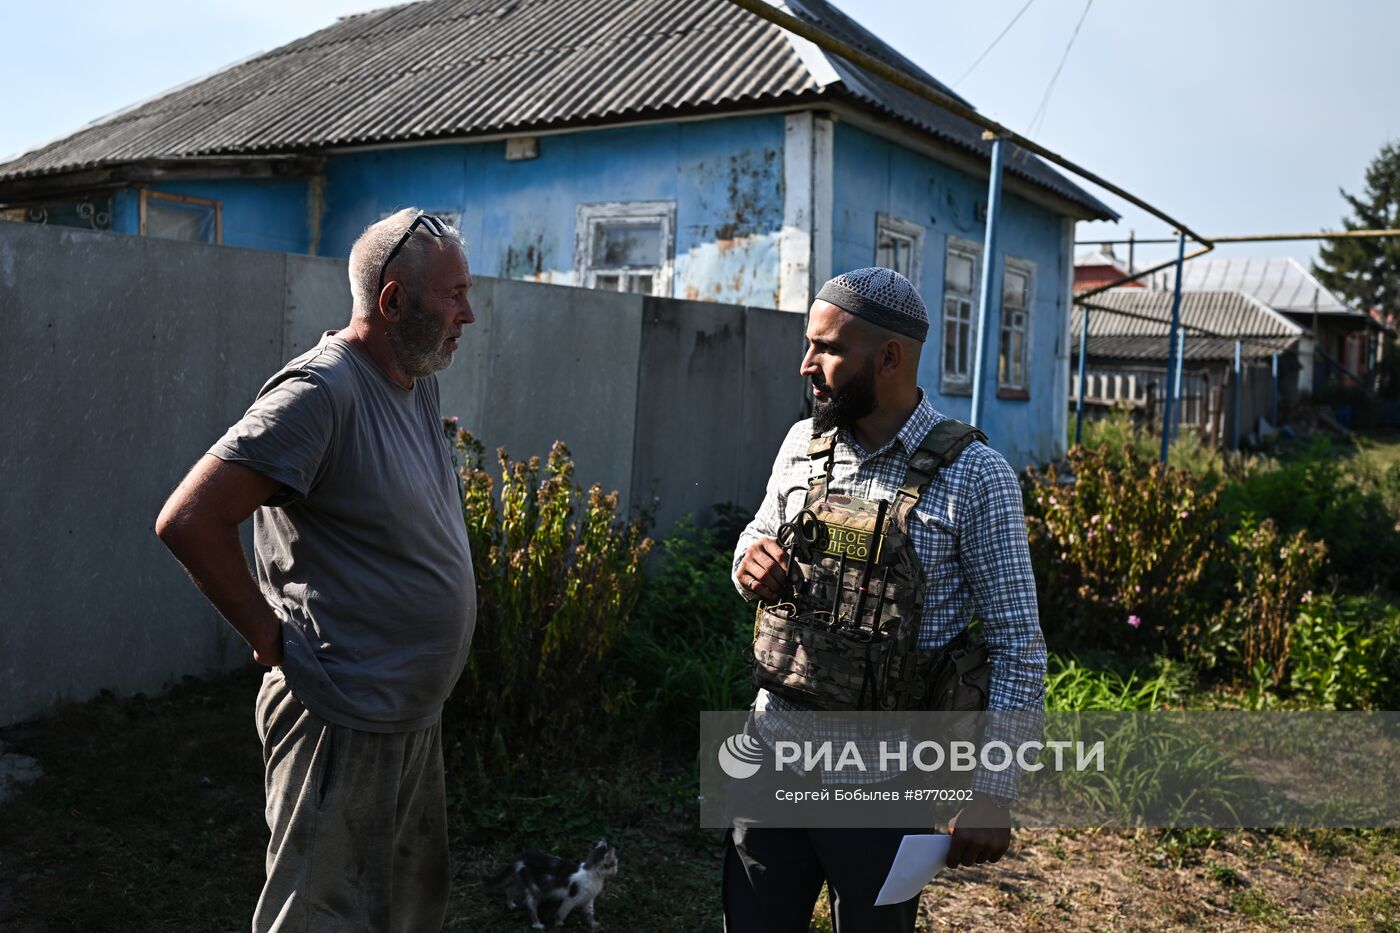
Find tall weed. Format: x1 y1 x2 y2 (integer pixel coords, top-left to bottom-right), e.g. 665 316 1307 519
1200 518 1326 686
1025 443 1223 652
444 427 653 774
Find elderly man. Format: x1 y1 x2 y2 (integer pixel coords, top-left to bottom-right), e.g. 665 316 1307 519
156 209 476 932
724 268 1047 932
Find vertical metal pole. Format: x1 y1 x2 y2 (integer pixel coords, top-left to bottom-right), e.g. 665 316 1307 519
970 135 1005 428
1127 229 1135 282
1075 302 1089 445
1233 340 1243 451
1271 352 1279 427
1160 231 1186 463
1172 327 1185 441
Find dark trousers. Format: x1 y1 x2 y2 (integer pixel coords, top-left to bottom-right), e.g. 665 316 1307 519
722 824 921 933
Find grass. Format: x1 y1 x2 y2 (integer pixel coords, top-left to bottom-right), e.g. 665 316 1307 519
1355 430 1400 473
0 667 723 933
4 669 1400 931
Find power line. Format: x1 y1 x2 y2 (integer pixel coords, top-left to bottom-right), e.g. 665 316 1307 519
1025 0 1094 139
953 0 1037 88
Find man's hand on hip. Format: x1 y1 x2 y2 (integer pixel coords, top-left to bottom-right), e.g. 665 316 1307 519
156 455 287 668
737 537 790 601
946 797 1011 868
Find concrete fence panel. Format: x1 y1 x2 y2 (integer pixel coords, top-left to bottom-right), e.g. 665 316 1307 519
0 222 292 724
0 221 806 725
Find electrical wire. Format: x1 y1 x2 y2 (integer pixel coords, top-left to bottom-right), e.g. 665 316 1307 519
1025 0 1094 139
952 0 1037 88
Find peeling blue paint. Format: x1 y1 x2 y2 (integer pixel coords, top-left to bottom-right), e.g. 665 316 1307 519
67 111 1077 467
832 124 1068 469
315 115 786 304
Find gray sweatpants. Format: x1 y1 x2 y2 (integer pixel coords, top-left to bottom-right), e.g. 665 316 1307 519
253 669 451 933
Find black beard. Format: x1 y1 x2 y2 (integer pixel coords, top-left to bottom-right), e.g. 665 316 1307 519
811 359 877 433
389 291 452 379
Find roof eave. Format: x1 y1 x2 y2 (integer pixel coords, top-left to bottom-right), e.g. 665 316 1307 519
0 155 323 206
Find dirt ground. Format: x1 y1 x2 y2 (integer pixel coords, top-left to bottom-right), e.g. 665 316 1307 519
3 669 1398 932
896 827 1397 932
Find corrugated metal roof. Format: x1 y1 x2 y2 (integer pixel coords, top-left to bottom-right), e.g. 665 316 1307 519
0 0 1113 219
1154 256 1356 316
1073 288 1302 361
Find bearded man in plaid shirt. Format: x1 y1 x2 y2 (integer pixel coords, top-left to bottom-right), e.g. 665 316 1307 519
723 267 1047 933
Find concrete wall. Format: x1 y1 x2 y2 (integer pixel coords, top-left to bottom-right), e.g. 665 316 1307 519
0 220 804 726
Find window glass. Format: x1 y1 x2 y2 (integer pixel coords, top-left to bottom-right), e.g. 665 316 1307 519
997 260 1033 392
593 222 661 269
942 243 979 388
877 231 914 279
146 198 216 243
946 253 975 294
1004 268 1029 308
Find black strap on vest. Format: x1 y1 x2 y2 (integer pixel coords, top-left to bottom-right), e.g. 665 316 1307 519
804 418 987 518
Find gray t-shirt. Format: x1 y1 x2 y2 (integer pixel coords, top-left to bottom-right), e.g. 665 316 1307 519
209 331 476 733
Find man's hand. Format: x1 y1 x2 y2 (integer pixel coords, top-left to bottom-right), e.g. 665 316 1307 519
736 536 790 601
946 797 1011 869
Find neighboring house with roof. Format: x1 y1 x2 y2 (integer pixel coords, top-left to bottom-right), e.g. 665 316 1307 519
1071 288 1306 448
0 0 1114 467
1155 256 1389 395
1072 242 1144 294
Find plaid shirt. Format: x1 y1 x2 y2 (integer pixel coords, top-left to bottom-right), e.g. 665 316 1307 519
733 392 1047 801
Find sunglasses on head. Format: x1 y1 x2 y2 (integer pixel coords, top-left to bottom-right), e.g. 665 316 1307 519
378 213 449 294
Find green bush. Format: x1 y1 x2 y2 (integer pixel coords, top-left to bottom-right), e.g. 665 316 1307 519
1193 517 1327 687
444 427 653 774
1025 443 1224 652
1220 438 1400 593
609 517 755 740
1289 594 1400 709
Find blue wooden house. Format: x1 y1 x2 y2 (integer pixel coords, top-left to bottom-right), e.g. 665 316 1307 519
0 0 1114 467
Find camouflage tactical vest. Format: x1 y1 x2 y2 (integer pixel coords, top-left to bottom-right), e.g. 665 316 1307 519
751 419 987 711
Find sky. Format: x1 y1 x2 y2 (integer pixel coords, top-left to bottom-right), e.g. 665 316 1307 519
3 0 1397 271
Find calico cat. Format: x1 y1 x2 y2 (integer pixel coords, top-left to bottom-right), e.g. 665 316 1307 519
484 840 619 929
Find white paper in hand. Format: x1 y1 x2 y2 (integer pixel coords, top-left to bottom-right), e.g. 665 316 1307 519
873 834 951 907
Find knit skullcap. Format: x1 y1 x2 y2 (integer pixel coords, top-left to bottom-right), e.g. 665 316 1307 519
815 267 929 342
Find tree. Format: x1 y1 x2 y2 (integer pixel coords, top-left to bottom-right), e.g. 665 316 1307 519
1313 141 1400 323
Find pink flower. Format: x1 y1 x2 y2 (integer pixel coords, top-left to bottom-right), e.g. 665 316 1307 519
1127 614 1143 629
1106 523 1114 532
1301 590 1313 604
1091 514 1101 524
1179 510 1190 519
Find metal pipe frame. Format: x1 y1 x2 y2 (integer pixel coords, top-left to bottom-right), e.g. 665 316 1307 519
1160 233 1187 462
1077 229 1400 246
724 0 1218 461
970 136 1006 427
725 0 1208 245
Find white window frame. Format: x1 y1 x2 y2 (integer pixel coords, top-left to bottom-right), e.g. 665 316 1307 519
940 235 981 395
574 201 676 297
997 256 1035 396
875 212 924 289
